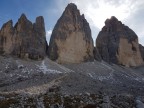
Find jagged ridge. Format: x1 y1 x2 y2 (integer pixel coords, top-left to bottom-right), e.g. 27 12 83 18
0 14 48 60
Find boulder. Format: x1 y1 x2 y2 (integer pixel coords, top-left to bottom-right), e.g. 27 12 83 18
96 16 143 67
48 3 94 63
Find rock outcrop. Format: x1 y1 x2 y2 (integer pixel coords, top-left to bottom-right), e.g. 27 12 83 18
0 14 48 60
0 20 14 54
93 47 101 61
96 16 143 67
48 3 94 63
139 44 144 61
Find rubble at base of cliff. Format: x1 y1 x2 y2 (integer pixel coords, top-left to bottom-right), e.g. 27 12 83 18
0 56 144 107
1 91 143 108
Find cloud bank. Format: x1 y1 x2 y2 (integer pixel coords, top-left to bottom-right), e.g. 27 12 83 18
68 0 144 45
47 0 144 45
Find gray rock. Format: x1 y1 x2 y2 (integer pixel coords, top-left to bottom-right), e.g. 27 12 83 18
0 20 14 54
93 47 102 61
0 14 48 60
48 3 94 63
96 16 143 67
136 98 144 108
102 96 110 108
139 44 144 61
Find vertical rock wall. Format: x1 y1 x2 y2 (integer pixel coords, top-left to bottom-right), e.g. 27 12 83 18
49 3 94 64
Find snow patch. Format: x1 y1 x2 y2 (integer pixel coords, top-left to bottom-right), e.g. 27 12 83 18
88 72 115 82
22 67 30 74
52 61 74 73
88 73 93 78
96 73 114 81
120 69 144 82
101 61 114 71
16 74 27 78
37 61 62 74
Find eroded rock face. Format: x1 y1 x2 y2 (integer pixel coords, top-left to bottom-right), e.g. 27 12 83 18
96 16 143 67
0 20 14 54
49 3 94 63
0 14 48 60
139 44 144 61
93 47 101 61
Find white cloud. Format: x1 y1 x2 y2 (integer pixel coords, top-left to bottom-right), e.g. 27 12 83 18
68 0 141 29
46 0 144 45
68 0 144 45
46 30 52 44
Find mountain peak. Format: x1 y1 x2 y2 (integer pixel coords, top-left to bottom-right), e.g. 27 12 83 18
1 20 13 29
19 13 27 21
0 14 47 59
35 16 45 27
96 16 143 67
67 3 77 9
110 16 118 21
105 16 119 26
64 3 79 15
48 3 94 63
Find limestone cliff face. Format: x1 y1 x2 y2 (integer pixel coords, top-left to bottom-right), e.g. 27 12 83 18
0 20 14 54
116 38 143 67
96 16 143 67
0 14 48 60
139 44 144 61
48 3 94 63
93 47 101 61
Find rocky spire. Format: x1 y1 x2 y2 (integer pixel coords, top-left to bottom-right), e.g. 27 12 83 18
34 16 46 37
0 20 14 54
0 14 48 60
95 16 143 67
48 3 94 63
139 44 144 61
15 13 33 33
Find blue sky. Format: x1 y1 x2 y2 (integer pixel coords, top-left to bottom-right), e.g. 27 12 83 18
0 0 144 45
0 0 63 30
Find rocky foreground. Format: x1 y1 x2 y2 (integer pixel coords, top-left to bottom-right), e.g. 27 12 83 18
0 56 144 107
